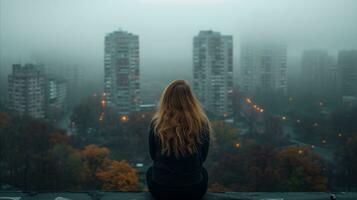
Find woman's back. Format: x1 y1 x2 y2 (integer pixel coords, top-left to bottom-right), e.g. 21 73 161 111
146 80 211 200
149 121 210 186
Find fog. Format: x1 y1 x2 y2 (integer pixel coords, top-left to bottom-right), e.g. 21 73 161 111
1 0 357 81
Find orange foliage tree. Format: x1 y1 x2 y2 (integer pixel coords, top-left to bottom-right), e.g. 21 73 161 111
276 147 327 191
80 144 111 188
80 144 139 190
96 160 139 191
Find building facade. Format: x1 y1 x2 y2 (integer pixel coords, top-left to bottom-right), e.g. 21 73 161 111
104 29 140 114
193 30 233 117
46 77 67 118
240 39 287 95
8 64 45 119
301 50 336 96
338 50 357 103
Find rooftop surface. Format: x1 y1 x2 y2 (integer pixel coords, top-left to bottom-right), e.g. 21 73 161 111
1 192 357 200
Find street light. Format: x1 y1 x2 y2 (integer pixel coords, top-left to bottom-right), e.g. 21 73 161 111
120 115 129 122
235 143 241 148
246 98 252 104
101 100 106 108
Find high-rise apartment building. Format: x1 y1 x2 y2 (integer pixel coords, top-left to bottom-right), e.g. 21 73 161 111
104 29 140 114
8 64 45 118
338 50 357 103
193 30 233 117
240 39 287 94
301 50 335 96
46 77 67 118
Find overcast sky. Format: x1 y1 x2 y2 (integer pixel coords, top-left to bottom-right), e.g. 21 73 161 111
1 0 357 79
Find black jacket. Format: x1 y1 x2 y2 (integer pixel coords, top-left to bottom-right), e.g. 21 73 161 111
148 121 210 186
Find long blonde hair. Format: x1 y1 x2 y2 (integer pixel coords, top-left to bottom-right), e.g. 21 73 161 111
152 80 211 158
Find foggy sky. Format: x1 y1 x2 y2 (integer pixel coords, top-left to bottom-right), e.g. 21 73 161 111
1 0 357 80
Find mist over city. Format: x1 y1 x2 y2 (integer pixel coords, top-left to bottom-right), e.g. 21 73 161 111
1 0 357 79
1 0 357 198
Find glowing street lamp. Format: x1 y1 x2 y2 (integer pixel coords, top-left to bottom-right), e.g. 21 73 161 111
120 115 129 122
246 98 252 104
235 143 241 148
322 139 326 144
101 100 106 108
259 108 264 113
298 149 303 154
338 133 342 137
296 119 301 123
282 116 287 120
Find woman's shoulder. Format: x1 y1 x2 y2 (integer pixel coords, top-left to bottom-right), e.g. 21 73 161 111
149 118 157 129
200 122 210 139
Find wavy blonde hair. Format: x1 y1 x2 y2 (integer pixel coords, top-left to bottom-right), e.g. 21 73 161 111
152 80 211 158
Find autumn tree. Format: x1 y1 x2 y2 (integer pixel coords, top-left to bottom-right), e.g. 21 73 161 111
336 136 357 190
209 145 280 192
210 121 239 154
96 160 139 191
49 144 85 189
79 144 111 188
276 147 327 191
209 144 328 192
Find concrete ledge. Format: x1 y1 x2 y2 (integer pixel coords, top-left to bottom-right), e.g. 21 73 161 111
1 191 357 200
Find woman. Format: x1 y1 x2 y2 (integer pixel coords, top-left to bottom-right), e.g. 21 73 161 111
146 80 211 200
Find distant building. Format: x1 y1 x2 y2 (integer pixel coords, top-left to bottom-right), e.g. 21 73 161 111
60 65 84 107
46 77 67 118
301 50 336 96
8 64 46 119
338 50 357 103
0 72 5 108
104 29 140 114
240 39 287 94
193 30 233 117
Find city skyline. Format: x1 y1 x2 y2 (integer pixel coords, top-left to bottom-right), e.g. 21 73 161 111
1 0 357 79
